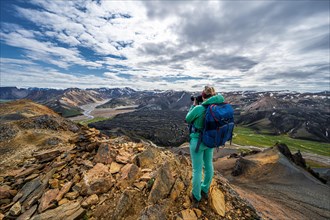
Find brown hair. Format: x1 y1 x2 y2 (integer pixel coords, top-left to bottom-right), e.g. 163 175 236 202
202 86 216 99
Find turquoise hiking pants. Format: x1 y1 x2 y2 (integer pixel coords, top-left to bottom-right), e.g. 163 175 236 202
189 137 214 201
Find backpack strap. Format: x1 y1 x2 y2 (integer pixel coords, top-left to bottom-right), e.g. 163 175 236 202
195 132 203 153
209 104 220 126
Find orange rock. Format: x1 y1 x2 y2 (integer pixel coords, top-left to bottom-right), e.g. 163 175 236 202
81 163 113 195
38 189 59 213
116 155 130 164
109 162 123 174
55 181 73 202
148 162 174 204
209 186 225 216
94 143 112 164
181 209 197 220
120 164 139 180
81 194 99 208
48 179 59 189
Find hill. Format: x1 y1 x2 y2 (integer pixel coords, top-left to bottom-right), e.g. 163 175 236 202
214 143 330 220
0 100 259 219
0 100 80 172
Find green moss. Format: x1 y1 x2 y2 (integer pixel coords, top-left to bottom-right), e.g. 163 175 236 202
233 126 330 157
78 117 108 126
305 159 330 168
61 109 83 118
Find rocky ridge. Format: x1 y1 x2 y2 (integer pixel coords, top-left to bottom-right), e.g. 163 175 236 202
214 143 330 220
0 125 260 220
0 100 80 172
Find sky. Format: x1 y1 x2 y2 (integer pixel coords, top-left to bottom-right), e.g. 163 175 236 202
0 0 329 92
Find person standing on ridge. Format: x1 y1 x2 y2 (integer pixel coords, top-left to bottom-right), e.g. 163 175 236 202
185 86 225 207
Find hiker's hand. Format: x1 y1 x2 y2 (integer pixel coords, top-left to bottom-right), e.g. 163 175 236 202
193 98 198 106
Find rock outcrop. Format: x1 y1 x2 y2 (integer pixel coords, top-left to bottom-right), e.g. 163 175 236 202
0 124 260 220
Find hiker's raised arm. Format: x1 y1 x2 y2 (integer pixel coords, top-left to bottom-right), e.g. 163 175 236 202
185 105 201 123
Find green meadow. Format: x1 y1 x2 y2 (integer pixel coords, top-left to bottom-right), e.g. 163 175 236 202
233 126 330 157
78 117 108 126
0 99 13 103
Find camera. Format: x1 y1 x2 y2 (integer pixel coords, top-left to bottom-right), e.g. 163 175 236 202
190 95 203 104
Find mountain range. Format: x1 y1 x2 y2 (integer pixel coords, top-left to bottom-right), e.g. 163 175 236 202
1 87 329 142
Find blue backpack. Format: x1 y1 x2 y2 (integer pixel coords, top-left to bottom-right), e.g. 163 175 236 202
195 103 234 152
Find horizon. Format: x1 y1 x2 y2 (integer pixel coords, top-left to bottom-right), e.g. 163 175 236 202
0 0 329 92
1 85 329 94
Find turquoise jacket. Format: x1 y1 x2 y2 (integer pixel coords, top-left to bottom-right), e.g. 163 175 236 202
185 94 225 139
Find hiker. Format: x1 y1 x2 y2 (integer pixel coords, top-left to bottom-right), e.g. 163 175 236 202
185 86 225 206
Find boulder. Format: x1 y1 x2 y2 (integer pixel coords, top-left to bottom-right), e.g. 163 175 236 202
231 158 254 176
116 154 130 164
13 177 42 203
140 204 166 220
17 204 37 220
134 148 156 168
81 163 113 195
82 160 94 168
134 182 147 190
193 208 202 218
55 181 73 202
275 143 293 160
81 194 99 208
113 190 137 219
65 191 79 200
0 185 17 199
30 202 85 220
49 179 59 189
292 150 306 168
9 201 21 216
38 189 59 213
140 172 153 181
180 209 197 220
121 164 139 180
109 162 123 174
209 186 225 216
170 178 185 201
148 162 175 204
58 198 69 206
94 143 112 164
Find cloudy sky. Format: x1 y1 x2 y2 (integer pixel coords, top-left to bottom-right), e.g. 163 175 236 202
0 0 329 92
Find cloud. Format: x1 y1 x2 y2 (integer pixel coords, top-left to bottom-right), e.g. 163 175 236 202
200 54 258 72
0 27 102 69
0 0 329 91
300 32 330 52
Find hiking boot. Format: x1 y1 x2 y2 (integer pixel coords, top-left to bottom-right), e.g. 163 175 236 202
201 190 209 200
191 193 199 208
